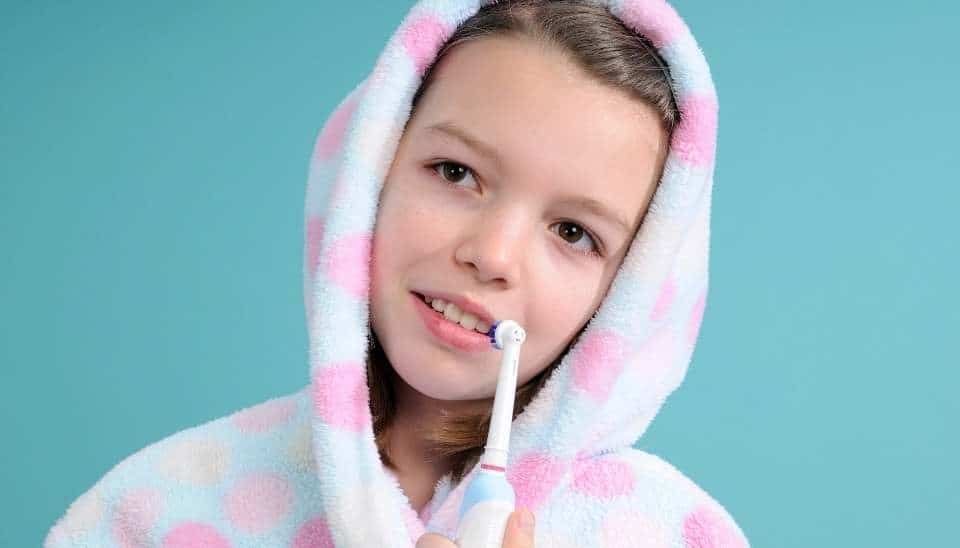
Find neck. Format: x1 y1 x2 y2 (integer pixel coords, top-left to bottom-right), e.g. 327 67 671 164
385 370 491 475
381 375 457 513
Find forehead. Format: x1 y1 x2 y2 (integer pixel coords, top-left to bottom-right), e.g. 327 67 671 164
407 36 667 227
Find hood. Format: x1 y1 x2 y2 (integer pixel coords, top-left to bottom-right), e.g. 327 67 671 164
303 0 718 544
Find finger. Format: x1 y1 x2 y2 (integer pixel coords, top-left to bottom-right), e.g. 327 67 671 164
415 532 458 548
501 508 536 548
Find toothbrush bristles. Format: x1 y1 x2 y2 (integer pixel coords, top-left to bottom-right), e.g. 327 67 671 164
487 321 500 343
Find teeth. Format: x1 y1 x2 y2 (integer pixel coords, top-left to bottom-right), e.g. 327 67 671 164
458 312 478 331
442 301 462 321
420 294 491 334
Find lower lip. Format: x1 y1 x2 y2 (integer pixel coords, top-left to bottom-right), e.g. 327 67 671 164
412 293 493 353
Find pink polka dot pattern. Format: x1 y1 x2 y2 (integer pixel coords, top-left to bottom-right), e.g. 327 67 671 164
401 14 451 76
313 93 360 161
671 95 719 168
162 522 230 548
682 505 746 548
571 455 635 499
292 516 335 548
312 362 371 431
306 216 325 278
222 473 293 535
687 287 707 345
321 232 372 299
113 488 163 548
650 275 676 322
231 397 298 434
572 329 629 402
620 0 687 48
507 453 567 510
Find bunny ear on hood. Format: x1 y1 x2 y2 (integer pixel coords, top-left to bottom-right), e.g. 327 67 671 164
304 0 739 546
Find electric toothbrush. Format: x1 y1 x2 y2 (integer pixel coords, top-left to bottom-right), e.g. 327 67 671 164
455 319 526 548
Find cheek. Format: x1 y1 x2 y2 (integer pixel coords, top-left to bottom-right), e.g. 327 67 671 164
372 186 461 307
371 186 407 300
537 257 608 331
518 273 604 383
374 181 431 260
381 169 452 231
377 182 467 271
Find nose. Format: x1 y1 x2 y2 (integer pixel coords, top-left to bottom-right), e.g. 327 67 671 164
454 208 527 286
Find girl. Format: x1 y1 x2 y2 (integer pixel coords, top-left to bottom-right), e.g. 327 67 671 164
47 1 748 546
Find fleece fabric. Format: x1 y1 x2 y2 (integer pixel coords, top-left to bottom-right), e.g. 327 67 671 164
46 0 749 546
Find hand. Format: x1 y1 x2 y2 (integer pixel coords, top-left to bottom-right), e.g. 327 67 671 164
415 508 536 548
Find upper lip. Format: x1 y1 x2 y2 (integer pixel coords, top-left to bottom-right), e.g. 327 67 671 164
414 290 498 325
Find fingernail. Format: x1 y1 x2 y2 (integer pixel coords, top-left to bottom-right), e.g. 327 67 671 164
518 509 535 534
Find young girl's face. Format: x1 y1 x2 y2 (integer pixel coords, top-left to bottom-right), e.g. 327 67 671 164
371 36 668 403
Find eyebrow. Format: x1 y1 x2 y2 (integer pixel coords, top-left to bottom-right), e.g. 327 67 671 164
423 121 634 235
563 196 634 234
424 121 504 169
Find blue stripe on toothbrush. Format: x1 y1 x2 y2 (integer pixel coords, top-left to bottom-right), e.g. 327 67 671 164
458 465 516 521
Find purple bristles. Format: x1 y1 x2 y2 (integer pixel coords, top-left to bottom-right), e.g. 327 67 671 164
487 321 500 347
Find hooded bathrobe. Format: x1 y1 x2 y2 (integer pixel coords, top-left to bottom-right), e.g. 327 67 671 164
46 1 749 546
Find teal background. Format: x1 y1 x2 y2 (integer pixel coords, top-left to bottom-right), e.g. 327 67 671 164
2 0 956 546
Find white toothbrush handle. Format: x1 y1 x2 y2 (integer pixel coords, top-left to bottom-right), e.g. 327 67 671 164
455 320 525 547
455 499 514 548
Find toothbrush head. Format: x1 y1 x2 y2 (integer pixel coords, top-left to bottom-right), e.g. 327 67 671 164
488 320 526 349
486 321 499 346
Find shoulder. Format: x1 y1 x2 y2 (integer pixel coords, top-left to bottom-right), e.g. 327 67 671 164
45 388 316 547
536 448 749 548
620 449 749 547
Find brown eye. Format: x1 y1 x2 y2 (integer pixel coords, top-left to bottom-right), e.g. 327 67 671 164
553 221 601 257
557 222 584 243
434 161 472 184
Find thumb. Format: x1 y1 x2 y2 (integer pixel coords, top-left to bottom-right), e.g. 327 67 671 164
415 533 458 548
502 508 535 548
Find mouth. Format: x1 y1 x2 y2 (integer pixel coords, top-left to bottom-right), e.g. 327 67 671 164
411 292 495 353
413 292 494 334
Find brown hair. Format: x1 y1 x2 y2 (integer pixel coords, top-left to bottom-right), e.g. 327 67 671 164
369 0 680 484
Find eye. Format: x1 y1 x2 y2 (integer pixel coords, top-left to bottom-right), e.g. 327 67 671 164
553 221 603 258
429 160 479 189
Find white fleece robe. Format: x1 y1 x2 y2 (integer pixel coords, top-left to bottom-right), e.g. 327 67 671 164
46 1 748 546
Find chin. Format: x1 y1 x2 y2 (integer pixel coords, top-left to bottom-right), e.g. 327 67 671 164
394 360 491 402
410 375 481 401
